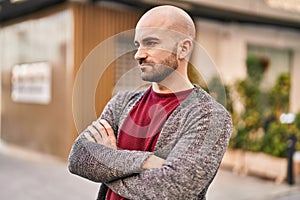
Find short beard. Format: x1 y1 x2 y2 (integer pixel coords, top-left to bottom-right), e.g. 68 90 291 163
141 52 179 83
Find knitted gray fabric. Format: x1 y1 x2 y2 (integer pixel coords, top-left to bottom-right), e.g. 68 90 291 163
68 85 232 200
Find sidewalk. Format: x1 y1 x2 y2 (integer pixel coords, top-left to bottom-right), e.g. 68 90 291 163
207 168 300 200
0 143 99 200
0 143 299 200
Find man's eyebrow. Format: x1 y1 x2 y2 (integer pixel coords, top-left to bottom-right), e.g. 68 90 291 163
142 37 159 43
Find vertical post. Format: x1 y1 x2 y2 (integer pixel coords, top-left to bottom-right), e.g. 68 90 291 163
287 134 297 185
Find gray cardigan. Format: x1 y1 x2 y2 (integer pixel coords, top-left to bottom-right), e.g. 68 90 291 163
68 85 232 200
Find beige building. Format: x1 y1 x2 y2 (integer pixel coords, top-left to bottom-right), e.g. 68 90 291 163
0 0 300 159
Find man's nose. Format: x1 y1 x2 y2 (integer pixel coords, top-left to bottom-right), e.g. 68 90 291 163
134 47 147 61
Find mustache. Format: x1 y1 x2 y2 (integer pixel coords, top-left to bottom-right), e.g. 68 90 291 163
138 58 155 66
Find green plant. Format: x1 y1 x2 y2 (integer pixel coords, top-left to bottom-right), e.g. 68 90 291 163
257 73 296 157
293 113 300 150
246 54 269 83
259 123 290 157
230 55 269 150
228 54 300 157
295 113 300 130
268 73 291 120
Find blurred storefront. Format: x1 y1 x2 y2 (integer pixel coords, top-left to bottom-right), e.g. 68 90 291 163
0 0 300 159
0 1 142 159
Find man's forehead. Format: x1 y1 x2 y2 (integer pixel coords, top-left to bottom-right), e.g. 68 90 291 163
134 28 184 41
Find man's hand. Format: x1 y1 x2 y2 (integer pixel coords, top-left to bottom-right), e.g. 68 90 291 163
142 155 165 169
84 119 117 150
84 119 165 170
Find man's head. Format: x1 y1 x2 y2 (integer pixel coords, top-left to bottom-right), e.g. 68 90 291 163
134 5 196 83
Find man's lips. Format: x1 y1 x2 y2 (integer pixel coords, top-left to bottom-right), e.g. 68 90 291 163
139 63 154 67
139 63 154 71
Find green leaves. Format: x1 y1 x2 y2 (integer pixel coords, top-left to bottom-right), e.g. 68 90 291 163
229 55 300 157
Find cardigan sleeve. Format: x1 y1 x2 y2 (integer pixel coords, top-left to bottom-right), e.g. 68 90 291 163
68 91 153 183
68 134 153 183
104 102 232 199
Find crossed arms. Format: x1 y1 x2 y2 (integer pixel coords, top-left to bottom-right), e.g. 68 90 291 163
68 92 232 199
82 119 165 170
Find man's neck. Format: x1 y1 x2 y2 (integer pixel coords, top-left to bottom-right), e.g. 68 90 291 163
152 71 194 94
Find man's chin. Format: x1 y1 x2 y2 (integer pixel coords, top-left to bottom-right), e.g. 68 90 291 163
141 73 155 82
140 75 153 82
141 75 164 83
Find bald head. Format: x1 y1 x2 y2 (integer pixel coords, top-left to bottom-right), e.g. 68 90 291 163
136 5 196 40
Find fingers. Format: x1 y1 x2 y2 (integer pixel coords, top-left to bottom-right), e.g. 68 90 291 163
86 125 102 143
83 119 117 149
92 121 103 142
99 119 114 137
92 121 103 133
84 132 95 142
84 120 111 143
98 121 109 136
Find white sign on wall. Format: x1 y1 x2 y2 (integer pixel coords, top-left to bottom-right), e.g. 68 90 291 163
11 62 52 104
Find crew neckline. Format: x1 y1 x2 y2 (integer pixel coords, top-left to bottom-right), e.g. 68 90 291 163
150 86 194 98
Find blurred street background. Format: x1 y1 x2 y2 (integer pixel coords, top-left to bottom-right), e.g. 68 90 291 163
1 0 300 199
0 142 299 200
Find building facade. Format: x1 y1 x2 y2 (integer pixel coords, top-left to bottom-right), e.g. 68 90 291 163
0 0 300 158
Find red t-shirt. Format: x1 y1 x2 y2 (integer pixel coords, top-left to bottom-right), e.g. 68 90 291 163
106 87 193 200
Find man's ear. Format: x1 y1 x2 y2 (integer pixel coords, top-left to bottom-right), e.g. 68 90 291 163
178 39 193 60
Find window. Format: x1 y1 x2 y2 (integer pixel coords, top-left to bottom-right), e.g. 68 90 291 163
247 44 292 91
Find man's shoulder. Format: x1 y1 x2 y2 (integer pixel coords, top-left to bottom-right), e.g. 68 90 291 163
184 85 216 106
184 85 231 116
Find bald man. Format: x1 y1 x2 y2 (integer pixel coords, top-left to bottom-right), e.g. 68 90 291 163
68 5 232 200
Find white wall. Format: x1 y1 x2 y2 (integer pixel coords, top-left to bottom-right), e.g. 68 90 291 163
291 51 300 113
195 18 300 112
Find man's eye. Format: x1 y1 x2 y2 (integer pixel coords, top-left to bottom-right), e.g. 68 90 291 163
146 41 157 46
